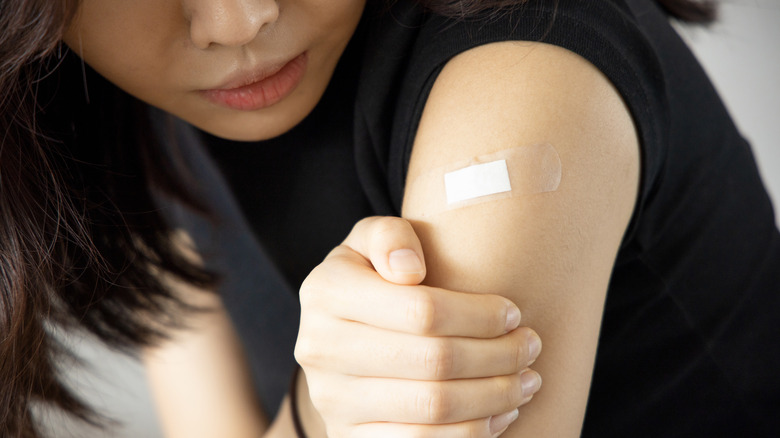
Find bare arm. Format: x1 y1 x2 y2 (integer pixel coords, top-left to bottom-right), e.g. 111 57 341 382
141 233 272 438
402 41 640 436
144 221 542 438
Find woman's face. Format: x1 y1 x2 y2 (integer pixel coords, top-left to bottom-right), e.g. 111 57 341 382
63 0 366 141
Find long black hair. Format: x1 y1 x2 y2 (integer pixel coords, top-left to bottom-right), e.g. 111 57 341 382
0 1 215 436
0 0 716 436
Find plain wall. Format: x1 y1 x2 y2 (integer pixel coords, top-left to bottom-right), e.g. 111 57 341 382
44 2 779 436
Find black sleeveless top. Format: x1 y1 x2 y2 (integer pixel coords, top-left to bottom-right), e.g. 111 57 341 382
167 0 780 435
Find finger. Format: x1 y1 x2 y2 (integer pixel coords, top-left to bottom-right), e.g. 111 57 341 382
344 410 519 438
297 319 541 380
342 216 427 285
324 372 540 425
301 258 520 337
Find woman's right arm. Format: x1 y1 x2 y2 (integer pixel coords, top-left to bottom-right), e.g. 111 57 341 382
142 267 306 438
145 222 542 438
296 217 543 437
142 248 270 438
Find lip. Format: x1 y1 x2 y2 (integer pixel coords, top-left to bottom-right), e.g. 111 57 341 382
201 53 308 111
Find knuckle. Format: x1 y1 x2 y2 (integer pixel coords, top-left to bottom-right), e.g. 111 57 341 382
356 215 383 230
298 275 318 307
348 216 376 241
299 263 333 306
354 216 376 229
368 217 417 252
484 295 517 336
423 338 454 380
323 247 355 270
307 377 349 418
490 299 510 334
293 336 318 365
416 383 450 423
505 373 525 406
306 383 332 413
487 374 518 410
369 216 407 244
518 327 539 366
373 215 410 234
512 335 525 373
299 252 352 307
406 290 438 335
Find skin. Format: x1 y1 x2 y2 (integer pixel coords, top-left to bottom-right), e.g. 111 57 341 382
62 0 365 141
148 219 539 438
401 41 639 435
145 258 270 437
295 218 541 437
65 0 542 436
62 0 640 437
298 40 639 438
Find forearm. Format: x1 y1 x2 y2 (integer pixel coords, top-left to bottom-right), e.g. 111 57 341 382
143 297 269 438
144 254 269 437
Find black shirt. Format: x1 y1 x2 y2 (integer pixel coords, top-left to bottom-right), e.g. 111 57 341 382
179 0 780 434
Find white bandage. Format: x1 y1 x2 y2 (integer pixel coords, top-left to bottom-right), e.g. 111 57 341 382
444 159 512 204
405 143 562 215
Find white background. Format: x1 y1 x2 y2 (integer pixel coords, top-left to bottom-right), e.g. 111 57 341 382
43 1 779 436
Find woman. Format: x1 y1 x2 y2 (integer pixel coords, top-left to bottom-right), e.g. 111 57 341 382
1 0 778 437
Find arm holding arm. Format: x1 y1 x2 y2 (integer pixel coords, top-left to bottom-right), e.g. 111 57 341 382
141 40 631 437
143 223 540 438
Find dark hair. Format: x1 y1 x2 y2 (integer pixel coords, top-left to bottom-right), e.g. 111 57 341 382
0 1 215 436
0 0 717 436
418 0 717 22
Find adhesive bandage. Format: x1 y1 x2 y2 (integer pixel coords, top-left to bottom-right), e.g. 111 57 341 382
405 143 561 215
444 159 512 204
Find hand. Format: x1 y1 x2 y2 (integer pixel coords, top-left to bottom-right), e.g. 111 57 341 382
295 216 542 438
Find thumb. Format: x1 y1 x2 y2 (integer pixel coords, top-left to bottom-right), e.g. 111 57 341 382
342 216 426 285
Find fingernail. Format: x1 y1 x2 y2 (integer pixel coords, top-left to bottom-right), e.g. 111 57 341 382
527 332 542 364
388 249 424 275
505 305 521 332
521 370 542 397
489 409 519 435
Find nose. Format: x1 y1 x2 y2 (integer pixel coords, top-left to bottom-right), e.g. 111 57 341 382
187 0 279 49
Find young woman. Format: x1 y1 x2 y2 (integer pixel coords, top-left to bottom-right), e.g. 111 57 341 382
2 0 778 437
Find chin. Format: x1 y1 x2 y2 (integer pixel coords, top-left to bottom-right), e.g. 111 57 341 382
200 122 297 142
188 105 312 142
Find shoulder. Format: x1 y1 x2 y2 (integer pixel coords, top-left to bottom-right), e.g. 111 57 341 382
379 0 668 205
357 0 669 213
405 40 640 210
402 39 642 293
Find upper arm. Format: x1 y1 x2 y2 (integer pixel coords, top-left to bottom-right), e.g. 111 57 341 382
142 231 269 438
401 41 639 435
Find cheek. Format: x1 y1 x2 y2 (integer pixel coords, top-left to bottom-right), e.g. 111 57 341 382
70 43 175 107
301 0 365 34
63 1 186 99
